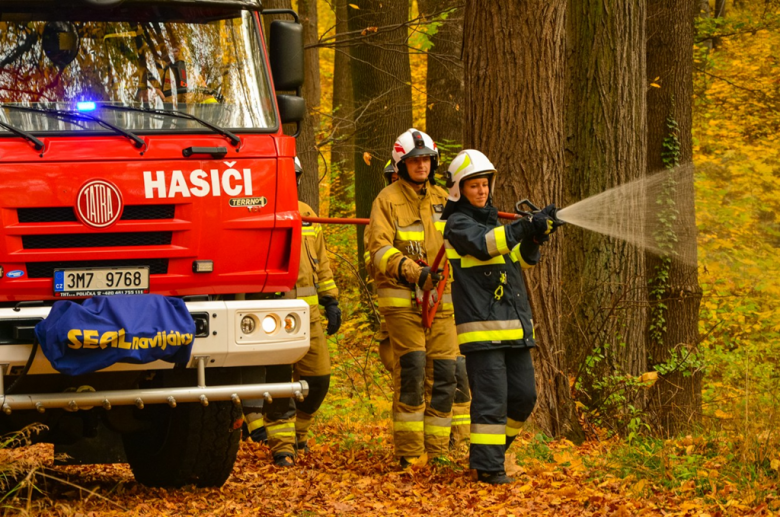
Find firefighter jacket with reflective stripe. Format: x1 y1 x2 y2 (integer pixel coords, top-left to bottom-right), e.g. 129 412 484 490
365 179 452 311
443 200 540 353
287 201 338 306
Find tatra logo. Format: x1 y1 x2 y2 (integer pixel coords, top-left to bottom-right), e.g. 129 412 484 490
143 161 253 199
66 328 194 351
229 196 267 208
76 180 123 229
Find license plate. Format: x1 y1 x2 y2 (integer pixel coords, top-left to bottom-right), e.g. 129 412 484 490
54 267 150 297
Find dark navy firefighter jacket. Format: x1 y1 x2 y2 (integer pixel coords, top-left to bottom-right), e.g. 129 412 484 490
443 200 541 354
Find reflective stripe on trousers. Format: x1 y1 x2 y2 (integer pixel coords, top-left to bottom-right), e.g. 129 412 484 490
393 412 424 433
470 423 506 445
456 319 524 346
424 415 452 437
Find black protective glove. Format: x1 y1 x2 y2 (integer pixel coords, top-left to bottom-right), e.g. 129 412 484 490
531 208 554 239
417 266 443 291
540 204 560 232
320 296 342 335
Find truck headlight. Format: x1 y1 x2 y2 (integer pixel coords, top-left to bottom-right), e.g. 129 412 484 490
284 314 299 333
241 316 256 334
262 315 279 334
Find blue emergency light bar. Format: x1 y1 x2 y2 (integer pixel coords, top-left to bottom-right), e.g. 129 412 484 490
76 101 96 111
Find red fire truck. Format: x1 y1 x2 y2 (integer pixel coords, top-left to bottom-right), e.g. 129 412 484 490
0 0 309 487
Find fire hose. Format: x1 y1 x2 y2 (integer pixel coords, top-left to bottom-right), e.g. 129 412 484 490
302 210 525 328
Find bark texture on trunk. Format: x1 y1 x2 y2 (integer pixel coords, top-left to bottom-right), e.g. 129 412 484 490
348 0 414 264
419 0 464 155
300 0 322 127
645 0 703 435
330 0 356 217
563 0 648 430
463 0 583 441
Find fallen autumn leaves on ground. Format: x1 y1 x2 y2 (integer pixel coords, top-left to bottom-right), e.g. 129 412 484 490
1 417 769 516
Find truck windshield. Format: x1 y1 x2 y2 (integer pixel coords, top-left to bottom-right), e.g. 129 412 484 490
0 10 277 134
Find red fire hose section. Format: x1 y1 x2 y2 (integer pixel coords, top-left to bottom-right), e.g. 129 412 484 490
302 211 522 327
301 212 520 226
421 245 449 329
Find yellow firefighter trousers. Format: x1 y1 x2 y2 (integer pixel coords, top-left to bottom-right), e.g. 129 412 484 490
380 330 471 449
385 308 459 459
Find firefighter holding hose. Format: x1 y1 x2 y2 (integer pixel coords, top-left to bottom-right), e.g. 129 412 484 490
441 149 558 484
365 129 459 467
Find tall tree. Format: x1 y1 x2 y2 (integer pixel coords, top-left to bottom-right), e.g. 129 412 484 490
330 0 356 217
563 0 648 432
299 0 321 127
418 0 464 155
645 0 703 435
348 0 414 263
463 0 583 441
264 0 320 210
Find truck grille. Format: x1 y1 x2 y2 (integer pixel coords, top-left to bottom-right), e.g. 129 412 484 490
22 232 173 249
17 205 176 223
26 259 169 279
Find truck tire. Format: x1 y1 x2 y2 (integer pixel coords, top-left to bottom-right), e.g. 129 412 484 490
122 400 242 488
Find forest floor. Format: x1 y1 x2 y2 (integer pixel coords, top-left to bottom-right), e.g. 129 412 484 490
1 412 775 516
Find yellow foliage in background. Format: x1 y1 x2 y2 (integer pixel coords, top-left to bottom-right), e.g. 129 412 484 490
694 16 780 434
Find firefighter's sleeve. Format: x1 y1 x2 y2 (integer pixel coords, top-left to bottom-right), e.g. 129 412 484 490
366 197 407 281
444 213 521 261
314 222 338 300
509 239 541 270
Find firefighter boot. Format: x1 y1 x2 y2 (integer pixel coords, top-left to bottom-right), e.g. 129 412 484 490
477 470 514 484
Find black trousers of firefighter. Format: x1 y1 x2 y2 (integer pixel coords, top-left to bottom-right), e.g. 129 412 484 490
465 347 537 473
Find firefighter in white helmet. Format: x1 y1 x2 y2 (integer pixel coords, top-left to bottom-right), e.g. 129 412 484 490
244 156 341 467
442 149 558 484
364 129 459 466
368 157 471 449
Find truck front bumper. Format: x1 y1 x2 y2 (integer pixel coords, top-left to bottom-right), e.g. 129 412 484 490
0 298 311 413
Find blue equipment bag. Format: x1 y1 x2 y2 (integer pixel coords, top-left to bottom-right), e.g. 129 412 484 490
35 295 196 376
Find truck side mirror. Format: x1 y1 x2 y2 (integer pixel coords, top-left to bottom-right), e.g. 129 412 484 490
269 21 303 92
276 94 306 124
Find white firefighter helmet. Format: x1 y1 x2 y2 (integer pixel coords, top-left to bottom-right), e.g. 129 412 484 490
294 156 303 184
445 149 497 202
391 128 439 183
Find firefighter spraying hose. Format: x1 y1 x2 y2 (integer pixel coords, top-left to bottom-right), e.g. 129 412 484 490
302 201 567 327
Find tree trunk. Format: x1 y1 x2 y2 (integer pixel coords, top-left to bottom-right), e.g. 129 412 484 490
463 0 583 442
712 0 727 48
330 0 356 217
299 0 321 127
264 0 320 210
418 0 464 156
563 0 648 433
348 0 414 265
645 0 703 436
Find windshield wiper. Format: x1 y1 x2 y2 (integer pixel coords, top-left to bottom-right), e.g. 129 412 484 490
102 105 241 147
0 119 44 151
0 105 145 150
